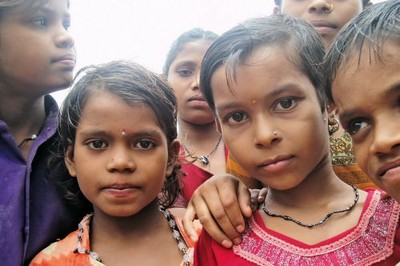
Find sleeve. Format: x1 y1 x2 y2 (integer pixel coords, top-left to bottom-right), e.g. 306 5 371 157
193 229 218 266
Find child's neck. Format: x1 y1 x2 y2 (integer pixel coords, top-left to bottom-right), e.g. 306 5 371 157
0 95 46 147
90 201 184 266
91 201 162 240
178 118 219 143
266 156 344 207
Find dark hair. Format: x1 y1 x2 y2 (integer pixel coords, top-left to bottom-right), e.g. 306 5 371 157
0 0 70 18
273 0 370 8
162 27 218 76
325 0 400 102
49 60 180 212
200 15 326 112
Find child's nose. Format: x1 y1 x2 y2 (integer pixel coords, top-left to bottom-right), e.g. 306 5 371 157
308 0 334 14
55 27 75 49
253 116 281 148
370 116 400 156
106 147 136 172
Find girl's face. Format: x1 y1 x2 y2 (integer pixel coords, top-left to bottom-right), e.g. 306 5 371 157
65 90 178 217
167 41 215 126
211 46 329 190
0 0 75 96
277 0 363 47
333 41 400 202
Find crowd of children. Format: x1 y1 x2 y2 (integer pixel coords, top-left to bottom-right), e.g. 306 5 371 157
1 0 399 265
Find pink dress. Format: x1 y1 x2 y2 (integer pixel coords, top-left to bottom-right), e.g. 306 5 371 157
194 189 400 265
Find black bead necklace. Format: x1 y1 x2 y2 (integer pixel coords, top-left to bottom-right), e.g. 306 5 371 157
261 184 359 229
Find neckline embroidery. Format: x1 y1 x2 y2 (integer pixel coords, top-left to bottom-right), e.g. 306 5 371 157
233 190 400 265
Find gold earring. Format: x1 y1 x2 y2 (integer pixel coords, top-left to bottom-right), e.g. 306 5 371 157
328 117 339 135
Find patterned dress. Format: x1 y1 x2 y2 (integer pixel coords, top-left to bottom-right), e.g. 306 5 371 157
30 208 199 266
195 190 400 265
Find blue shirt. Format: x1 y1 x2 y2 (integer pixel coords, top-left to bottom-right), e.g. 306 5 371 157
0 96 82 266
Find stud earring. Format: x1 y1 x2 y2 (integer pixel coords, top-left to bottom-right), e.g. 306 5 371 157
326 2 334 13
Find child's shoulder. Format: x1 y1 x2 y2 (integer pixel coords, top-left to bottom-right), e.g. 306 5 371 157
29 214 99 265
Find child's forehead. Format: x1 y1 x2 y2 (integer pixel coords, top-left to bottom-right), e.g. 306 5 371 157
336 40 400 78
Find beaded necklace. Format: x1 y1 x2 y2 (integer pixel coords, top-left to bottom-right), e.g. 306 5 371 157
261 184 359 229
74 206 191 265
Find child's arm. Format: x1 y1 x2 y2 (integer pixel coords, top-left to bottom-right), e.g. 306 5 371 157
182 174 252 248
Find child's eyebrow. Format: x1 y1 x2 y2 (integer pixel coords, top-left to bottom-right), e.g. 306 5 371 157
33 6 71 18
78 129 163 138
216 83 303 111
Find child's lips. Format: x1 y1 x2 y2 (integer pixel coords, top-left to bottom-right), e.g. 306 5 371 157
377 159 400 178
102 184 140 197
310 20 337 35
52 54 76 67
258 155 293 173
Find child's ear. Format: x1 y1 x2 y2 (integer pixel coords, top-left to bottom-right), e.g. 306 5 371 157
166 139 180 176
65 143 77 177
273 6 281 15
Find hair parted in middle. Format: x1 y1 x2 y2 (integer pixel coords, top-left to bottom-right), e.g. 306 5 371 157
163 27 219 76
200 15 327 112
49 60 181 212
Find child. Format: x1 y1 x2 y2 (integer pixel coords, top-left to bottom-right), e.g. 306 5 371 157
186 0 378 247
193 15 400 265
325 0 400 202
164 28 233 205
30 60 196 265
0 0 82 264
273 0 370 47
227 0 376 191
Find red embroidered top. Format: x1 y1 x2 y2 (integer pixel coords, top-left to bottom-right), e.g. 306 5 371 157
194 190 400 265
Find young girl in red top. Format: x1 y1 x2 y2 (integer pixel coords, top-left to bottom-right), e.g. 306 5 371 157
163 29 231 205
193 15 400 265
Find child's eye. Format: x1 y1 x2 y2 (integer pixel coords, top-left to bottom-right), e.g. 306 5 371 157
31 17 48 28
276 97 296 110
135 139 155 149
347 120 369 135
87 140 107 149
177 69 193 77
63 19 71 30
226 112 247 124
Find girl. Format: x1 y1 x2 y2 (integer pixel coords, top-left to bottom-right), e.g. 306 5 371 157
184 0 377 248
0 0 81 264
325 1 400 203
164 28 232 205
30 61 196 265
226 0 375 193
194 15 400 265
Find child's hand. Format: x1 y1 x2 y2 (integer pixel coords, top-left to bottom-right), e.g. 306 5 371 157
249 187 268 211
182 174 252 248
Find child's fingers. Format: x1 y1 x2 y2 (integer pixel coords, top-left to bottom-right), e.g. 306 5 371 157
188 185 236 248
257 187 269 203
182 202 199 242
